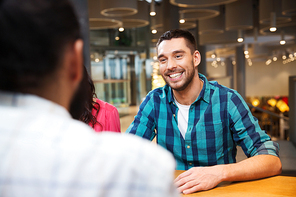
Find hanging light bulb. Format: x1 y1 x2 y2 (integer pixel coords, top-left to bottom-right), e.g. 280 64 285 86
273 56 277 61
244 44 249 57
266 59 272 65
151 29 157 34
179 12 185 24
247 58 252 66
119 27 124 32
280 40 286 45
282 52 287 60
150 0 156 16
269 12 277 32
237 29 244 42
280 31 286 45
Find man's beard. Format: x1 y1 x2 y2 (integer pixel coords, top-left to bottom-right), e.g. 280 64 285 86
162 64 195 91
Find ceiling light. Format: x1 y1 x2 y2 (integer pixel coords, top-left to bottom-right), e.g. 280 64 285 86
150 0 156 16
269 12 277 32
150 11 156 16
247 59 252 66
151 29 157 34
244 44 249 55
273 56 277 61
266 59 272 65
119 27 124 32
280 40 286 45
237 30 244 42
280 31 286 45
237 38 244 42
179 12 185 24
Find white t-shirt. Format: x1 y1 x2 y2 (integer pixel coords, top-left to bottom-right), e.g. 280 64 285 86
0 92 180 197
174 97 190 139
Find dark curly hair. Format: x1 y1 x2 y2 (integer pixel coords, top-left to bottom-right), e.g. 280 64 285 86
70 66 101 128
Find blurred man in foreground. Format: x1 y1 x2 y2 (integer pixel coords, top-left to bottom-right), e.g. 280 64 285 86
0 0 179 196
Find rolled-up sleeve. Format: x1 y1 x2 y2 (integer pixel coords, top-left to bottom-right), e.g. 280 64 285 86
126 93 156 141
228 90 279 158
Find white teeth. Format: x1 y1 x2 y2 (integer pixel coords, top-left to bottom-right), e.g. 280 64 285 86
170 73 182 78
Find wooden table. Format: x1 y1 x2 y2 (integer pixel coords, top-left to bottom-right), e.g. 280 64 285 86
175 170 296 197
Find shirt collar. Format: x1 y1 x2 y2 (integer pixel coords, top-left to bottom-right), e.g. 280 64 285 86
166 73 211 104
0 91 71 118
197 73 210 104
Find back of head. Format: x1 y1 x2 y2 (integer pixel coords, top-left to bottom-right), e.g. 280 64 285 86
156 29 197 54
0 0 81 93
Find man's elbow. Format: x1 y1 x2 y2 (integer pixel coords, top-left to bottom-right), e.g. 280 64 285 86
273 156 282 175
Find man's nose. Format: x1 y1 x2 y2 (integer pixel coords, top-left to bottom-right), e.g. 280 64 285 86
167 58 177 70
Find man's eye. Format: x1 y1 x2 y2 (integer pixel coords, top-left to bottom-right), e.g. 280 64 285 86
159 58 166 63
176 55 182 58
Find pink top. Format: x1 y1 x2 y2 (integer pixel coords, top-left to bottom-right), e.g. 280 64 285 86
89 98 121 133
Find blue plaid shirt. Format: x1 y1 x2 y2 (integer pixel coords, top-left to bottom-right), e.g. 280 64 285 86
126 73 279 170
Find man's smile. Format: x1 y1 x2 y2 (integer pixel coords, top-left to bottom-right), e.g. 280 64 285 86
169 72 183 78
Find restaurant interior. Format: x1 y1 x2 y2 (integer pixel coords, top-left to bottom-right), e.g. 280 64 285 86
72 0 296 182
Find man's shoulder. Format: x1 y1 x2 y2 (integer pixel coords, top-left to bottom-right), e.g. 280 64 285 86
146 85 170 100
208 80 237 95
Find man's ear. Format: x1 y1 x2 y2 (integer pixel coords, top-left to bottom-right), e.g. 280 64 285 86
69 39 84 87
193 50 201 68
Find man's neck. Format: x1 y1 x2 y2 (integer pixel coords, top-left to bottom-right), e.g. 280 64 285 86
173 75 203 105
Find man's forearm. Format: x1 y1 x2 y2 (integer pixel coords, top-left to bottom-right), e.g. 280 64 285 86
221 154 282 182
175 154 282 194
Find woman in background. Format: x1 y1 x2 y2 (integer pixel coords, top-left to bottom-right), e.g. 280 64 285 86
70 66 121 132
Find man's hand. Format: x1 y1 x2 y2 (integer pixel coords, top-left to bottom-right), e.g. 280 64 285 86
174 155 282 195
174 165 225 194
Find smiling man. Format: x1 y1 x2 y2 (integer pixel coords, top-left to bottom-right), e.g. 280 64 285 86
126 29 282 194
